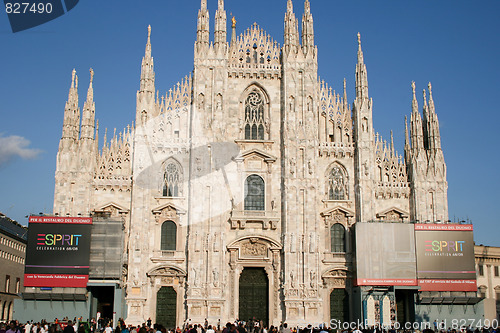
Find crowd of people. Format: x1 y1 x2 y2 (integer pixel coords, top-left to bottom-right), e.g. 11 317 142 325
0 318 498 333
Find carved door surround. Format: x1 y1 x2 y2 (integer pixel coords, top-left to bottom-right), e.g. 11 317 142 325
321 267 350 290
321 267 351 323
226 236 282 326
147 265 187 328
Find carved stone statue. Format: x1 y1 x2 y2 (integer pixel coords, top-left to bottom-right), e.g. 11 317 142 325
310 270 316 288
212 267 219 287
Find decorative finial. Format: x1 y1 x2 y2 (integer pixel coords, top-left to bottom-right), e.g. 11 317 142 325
357 32 361 47
148 25 151 38
71 69 76 88
89 68 94 84
343 78 346 90
232 16 236 28
411 81 416 98
428 82 432 96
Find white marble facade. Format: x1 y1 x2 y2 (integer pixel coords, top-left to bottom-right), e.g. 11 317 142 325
53 0 448 327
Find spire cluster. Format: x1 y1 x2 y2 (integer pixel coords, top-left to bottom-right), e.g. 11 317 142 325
407 82 442 153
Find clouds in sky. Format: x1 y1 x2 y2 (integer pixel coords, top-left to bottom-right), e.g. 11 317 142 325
0 133 42 166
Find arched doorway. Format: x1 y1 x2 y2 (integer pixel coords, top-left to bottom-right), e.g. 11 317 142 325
330 288 349 322
239 267 269 325
156 286 177 329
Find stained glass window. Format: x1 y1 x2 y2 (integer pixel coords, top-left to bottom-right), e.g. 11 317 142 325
331 223 346 253
245 175 265 211
163 162 180 197
244 91 265 140
161 221 176 251
328 166 347 200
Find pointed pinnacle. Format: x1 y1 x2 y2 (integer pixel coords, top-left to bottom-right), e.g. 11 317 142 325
71 69 76 88
148 25 151 39
287 0 294 12
89 68 94 84
357 32 364 64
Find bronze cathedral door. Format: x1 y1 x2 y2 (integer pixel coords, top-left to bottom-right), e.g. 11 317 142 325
239 267 269 325
156 286 177 328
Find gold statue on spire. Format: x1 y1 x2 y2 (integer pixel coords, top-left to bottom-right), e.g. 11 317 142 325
231 16 236 28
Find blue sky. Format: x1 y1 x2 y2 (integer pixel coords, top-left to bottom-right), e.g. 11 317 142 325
0 0 498 246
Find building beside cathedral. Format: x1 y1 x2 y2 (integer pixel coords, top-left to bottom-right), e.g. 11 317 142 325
48 0 459 327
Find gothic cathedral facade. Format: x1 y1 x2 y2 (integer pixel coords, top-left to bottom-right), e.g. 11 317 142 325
53 0 448 327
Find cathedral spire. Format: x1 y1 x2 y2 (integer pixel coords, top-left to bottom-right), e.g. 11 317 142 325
301 0 315 54
214 0 227 50
145 24 152 59
196 0 210 53
342 78 348 110
409 82 424 152
428 82 435 114
284 0 299 53
140 25 155 94
81 68 96 142
390 130 395 157
355 33 369 101
60 69 80 152
424 82 442 151
357 32 364 64
422 88 431 149
405 115 410 150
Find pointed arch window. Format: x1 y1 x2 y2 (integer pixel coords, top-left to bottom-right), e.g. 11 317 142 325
163 161 181 197
244 90 265 140
331 223 346 253
161 221 177 251
328 165 348 200
244 175 265 211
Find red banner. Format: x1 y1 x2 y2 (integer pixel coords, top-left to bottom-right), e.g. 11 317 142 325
29 216 92 224
24 274 89 288
418 279 477 291
356 278 418 286
415 224 473 231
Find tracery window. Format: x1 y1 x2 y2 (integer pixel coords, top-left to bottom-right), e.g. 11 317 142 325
161 221 177 251
331 223 346 253
244 90 265 140
244 175 265 211
163 161 181 197
328 165 348 200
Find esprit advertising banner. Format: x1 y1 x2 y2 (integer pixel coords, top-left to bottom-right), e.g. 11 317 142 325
24 216 92 288
355 222 417 286
414 224 476 291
